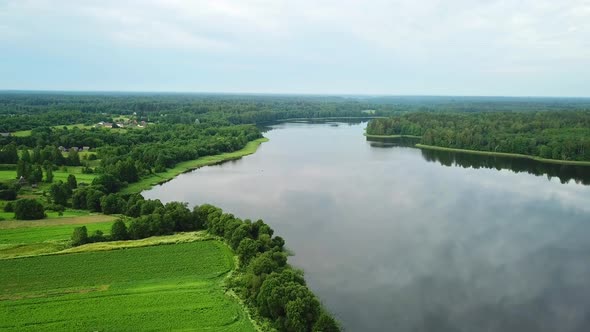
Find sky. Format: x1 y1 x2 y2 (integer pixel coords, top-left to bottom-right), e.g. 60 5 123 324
0 0 589 96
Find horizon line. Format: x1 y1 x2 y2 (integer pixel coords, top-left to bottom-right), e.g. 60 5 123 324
0 89 589 99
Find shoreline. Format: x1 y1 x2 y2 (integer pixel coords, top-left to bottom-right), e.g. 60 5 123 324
364 131 590 166
415 144 590 166
364 133 421 139
122 137 269 194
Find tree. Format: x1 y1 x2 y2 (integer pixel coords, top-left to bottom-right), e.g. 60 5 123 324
14 199 45 220
49 181 71 206
92 174 121 193
0 143 18 164
111 219 129 240
237 238 261 265
313 312 340 332
72 188 88 209
100 193 125 214
67 148 81 166
67 174 77 189
115 159 139 183
29 165 43 183
44 164 54 183
71 226 88 246
16 160 31 179
86 188 105 212
21 149 31 163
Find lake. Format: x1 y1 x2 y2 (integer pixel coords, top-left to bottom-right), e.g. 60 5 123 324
143 121 590 332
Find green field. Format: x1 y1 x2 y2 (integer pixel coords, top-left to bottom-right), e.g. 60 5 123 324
122 137 269 194
11 124 95 137
0 216 116 259
0 241 256 331
0 167 97 183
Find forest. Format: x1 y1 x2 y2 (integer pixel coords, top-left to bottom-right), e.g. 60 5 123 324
366 111 590 161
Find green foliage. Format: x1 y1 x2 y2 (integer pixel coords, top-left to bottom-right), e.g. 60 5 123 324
29 165 43 183
91 174 121 194
110 219 128 240
44 164 54 183
67 148 81 166
0 142 18 164
71 226 88 246
0 182 17 200
67 174 77 189
3 201 14 212
367 111 590 161
14 199 45 220
49 181 71 206
100 193 125 215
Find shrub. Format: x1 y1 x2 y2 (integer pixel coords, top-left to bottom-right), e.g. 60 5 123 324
71 226 88 246
14 199 45 220
3 201 14 212
111 219 129 240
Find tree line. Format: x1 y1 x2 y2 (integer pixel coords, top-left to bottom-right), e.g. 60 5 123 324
366 111 590 161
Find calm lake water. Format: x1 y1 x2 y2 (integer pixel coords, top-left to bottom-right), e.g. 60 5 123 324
144 122 590 332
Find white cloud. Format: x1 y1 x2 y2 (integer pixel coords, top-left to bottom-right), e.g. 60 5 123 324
1 0 589 94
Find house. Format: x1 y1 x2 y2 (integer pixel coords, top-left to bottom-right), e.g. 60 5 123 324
58 146 66 152
17 176 27 185
0 133 11 137
82 146 90 151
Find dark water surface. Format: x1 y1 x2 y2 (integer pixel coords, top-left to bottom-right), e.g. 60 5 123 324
144 122 590 332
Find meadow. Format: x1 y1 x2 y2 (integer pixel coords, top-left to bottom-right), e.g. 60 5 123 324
0 215 116 259
0 241 256 331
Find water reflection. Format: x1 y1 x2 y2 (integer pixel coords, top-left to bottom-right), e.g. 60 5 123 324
421 148 590 185
366 136 590 185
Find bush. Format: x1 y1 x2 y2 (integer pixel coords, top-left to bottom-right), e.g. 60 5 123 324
3 201 14 212
14 199 45 220
0 188 17 200
71 226 88 246
111 219 129 240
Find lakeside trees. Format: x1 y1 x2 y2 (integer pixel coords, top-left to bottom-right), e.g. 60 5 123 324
367 111 590 161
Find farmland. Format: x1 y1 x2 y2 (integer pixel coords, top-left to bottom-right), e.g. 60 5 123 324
0 240 256 331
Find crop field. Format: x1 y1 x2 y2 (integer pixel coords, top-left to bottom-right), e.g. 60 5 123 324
0 220 115 245
0 241 256 331
0 216 116 259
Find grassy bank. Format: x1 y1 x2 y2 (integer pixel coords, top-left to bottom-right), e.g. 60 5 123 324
122 137 268 194
416 144 590 166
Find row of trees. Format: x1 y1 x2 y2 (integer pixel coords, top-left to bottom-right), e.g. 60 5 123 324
367 111 590 161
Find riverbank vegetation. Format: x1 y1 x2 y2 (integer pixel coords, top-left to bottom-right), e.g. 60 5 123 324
367 111 590 163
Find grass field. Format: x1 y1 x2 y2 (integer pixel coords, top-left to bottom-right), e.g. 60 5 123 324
0 209 94 221
0 166 97 184
0 217 116 259
122 137 269 194
0 241 256 331
11 124 95 137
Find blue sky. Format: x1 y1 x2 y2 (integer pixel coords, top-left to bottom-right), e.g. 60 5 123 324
1 0 589 96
